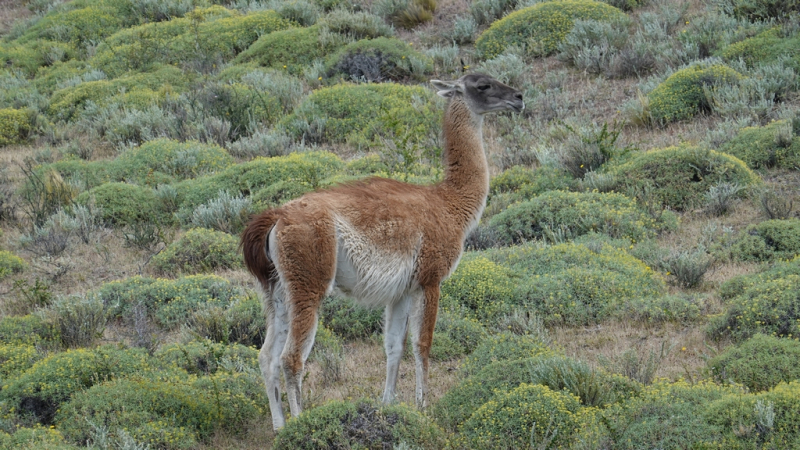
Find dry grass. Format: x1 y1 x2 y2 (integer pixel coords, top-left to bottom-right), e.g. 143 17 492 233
0 0 30 36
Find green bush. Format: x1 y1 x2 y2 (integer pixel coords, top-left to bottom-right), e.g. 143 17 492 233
489 165 576 197
720 120 800 170
709 334 800 392
251 179 313 209
40 294 107 348
235 25 331 74
434 354 639 432
730 219 800 262
151 228 242 276
458 383 583 449
716 0 800 21
1 346 152 424
647 63 743 124
704 380 800 448
281 82 441 148
17 5 124 46
488 190 659 245
0 108 32 146
430 311 488 361
709 257 800 341
185 294 266 347
615 293 704 324
0 344 41 382
460 333 553 377
0 250 26 280
155 339 258 375
95 274 242 329
321 9 395 40
0 315 59 347
113 139 234 185
76 182 172 227
272 399 446 450
606 146 761 211
721 27 800 70
325 37 430 82
440 256 515 323
319 295 384 340
0 425 79 450
485 242 666 325
56 370 267 449
600 380 735 449
475 0 628 58
174 151 344 211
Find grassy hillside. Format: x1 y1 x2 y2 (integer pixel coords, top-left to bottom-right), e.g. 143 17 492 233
1 0 799 448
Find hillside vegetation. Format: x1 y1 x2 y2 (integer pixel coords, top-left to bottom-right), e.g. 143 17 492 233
1 0 799 448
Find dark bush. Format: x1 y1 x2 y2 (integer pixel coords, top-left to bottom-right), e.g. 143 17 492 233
325 37 430 82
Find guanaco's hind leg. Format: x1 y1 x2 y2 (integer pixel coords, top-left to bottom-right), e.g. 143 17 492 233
409 284 440 408
382 292 413 403
272 216 337 419
258 283 290 430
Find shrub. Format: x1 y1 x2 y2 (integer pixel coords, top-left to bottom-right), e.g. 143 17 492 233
1 346 152 424
155 339 258 375
704 381 800 447
488 190 659 245
458 383 583 449
430 311 488 361
616 293 704 324
720 120 800 170
0 251 26 280
375 0 436 29
722 27 800 70
112 139 234 185
440 256 515 323
659 247 714 288
460 333 553 377
434 354 639 431
57 371 267 449
321 9 394 40
558 17 631 74
490 165 576 197
325 37 430 82
188 191 254 234
470 0 520 26
310 323 345 384
235 25 331 74
0 425 79 450
601 380 735 449
606 146 761 211
319 295 384 340
709 257 800 341
96 274 242 329
76 182 171 228
709 334 800 392
759 187 795 220
152 227 241 276
0 315 59 347
280 83 440 147
39 294 107 348
716 0 800 21
185 295 265 347
730 219 800 262
272 399 446 450
0 344 41 381
486 242 666 326
647 63 742 124
0 108 32 146
475 0 628 58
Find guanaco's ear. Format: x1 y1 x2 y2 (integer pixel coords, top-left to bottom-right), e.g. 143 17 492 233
431 79 463 98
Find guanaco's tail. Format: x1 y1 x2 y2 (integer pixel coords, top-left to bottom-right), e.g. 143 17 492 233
241 209 284 288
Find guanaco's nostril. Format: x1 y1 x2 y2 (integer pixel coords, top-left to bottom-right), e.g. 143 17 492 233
515 93 523 100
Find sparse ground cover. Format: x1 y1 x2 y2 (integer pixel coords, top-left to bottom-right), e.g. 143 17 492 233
1 0 800 448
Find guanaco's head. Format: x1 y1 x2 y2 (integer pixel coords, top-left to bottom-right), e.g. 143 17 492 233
431 73 524 115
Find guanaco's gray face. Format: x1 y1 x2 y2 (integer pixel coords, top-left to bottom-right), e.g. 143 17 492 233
431 73 524 115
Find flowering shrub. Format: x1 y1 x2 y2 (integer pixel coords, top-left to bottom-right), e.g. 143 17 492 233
460 332 553 377
235 25 329 74
722 27 800 69
0 108 31 146
458 383 583 449
708 334 800 392
0 343 41 381
709 257 800 341
441 256 515 323
0 425 77 450
486 242 666 325
647 63 742 124
721 120 800 169
0 314 59 347
1 346 152 424
729 219 800 262
475 0 627 58
20 6 124 46
112 139 234 185
0 250 26 280
152 228 241 275
488 190 659 245
606 146 760 210
273 399 446 450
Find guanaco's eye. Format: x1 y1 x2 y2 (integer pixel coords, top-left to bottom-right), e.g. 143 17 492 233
477 84 491 91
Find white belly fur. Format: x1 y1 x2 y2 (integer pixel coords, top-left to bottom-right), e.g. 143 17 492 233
333 216 419 308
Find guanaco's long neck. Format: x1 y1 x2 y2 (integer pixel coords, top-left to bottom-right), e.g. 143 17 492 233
439 96 490 232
